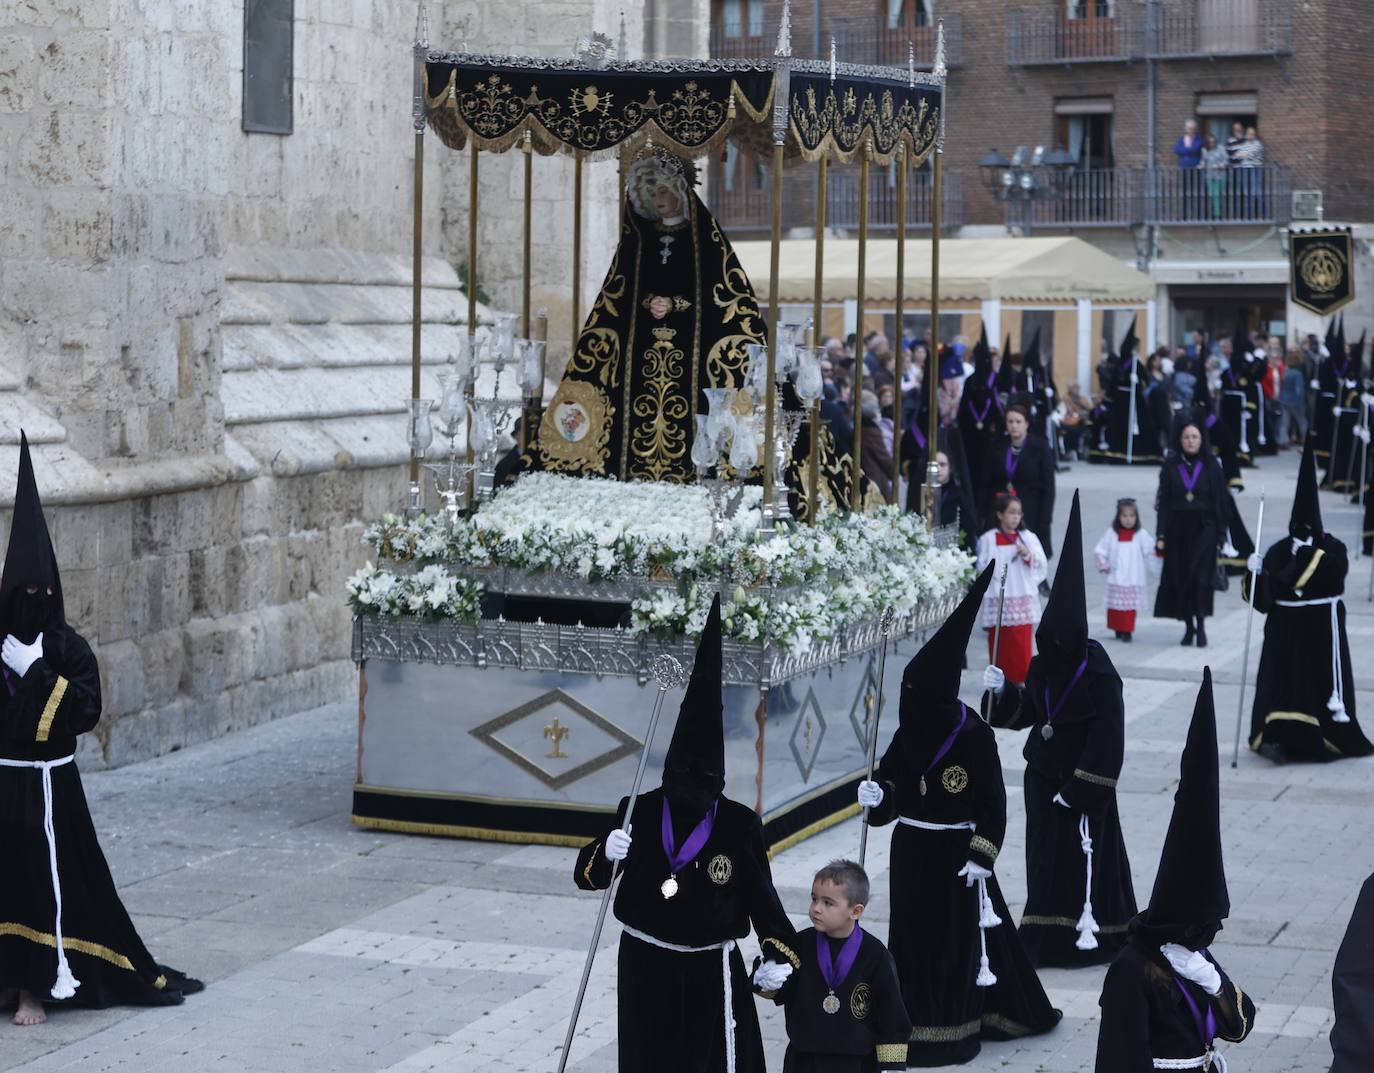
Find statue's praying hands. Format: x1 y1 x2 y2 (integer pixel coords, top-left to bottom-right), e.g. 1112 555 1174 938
648 295 671 320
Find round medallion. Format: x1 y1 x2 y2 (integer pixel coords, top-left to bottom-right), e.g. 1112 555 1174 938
660 875 679 900
1186 492 1195 503
822 992 841 1015
1041 724 1055 741
706 854 733 886
976 421 984 431
849 982 872 1020
941 765 969 794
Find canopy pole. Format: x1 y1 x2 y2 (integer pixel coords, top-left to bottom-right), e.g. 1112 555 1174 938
809 156 826 523
408 38 427 503
572 151 583 351
764 140 784 533
850 138 872 512
521 133 532 338
465 142 479 502
890 144 906 507
924 23 947 530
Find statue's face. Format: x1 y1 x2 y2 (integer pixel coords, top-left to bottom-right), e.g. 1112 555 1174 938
649 181 683 220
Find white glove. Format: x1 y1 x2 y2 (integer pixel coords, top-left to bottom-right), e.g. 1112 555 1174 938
1246 553 1263 574
752 960 793 992
1220 541 1238 558
1 633 43 677
604 829 632 862
1052 792 1071 809
983 665 1006 694
1161 943 1222 995
857 780 884 809
957 860 992 887
1358 425 1372 444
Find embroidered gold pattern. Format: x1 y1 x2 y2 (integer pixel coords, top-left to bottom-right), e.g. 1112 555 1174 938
941 765 969 794
874 1043 908 1064
629 327 690 480
539 379 613 472
969 835 1000 863
980 1012 1037 1038
1019 914 1131 933
707 854 733 885
910 1020 981 1043
761 936 801 969
582 842 601 886
850 981 872 1020
1073 767 1118 788
0 921 136 972
35 676 68 743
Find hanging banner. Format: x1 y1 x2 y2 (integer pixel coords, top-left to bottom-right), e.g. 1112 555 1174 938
1291 227 1355 316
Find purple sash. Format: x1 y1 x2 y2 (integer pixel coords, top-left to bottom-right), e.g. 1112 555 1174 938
924 704 969 783
1041 657 1089 734
967 396 995 427
1004 444 1022 481
816 925 864 992
661 798 717 873
910 422 927 452
1178 460 1203 497
1174 973 1218 1052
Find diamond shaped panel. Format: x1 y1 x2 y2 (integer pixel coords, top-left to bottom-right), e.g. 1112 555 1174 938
789 687 826 783
470 689 640 790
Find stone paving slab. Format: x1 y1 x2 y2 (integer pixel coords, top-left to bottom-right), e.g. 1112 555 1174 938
3 450 1374 1071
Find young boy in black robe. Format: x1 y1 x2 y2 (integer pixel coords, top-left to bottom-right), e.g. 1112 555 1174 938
758 859 910 1073
1330 871 1374 1072
1095 668 1257 1072
860 564 1061 1064
984 491 1138 968
573 595 798 1073
0 433 203 1025
1244 435 1374 763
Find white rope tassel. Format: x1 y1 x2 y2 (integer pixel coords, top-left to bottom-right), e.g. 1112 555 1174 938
975 877 998 987
0 755 80 999
1075 813 1100 951
721 944 736 1073
1327 601 1350 722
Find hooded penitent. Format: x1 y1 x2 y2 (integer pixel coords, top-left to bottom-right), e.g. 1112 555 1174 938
661 593 725 815
1292 432 1324 539
1036 490 1088 668
1 431 67 645
1118 318 1138 365
899 562 994 758
1350 331 1367 384
1134 668 1228 949
1022 328 1043 390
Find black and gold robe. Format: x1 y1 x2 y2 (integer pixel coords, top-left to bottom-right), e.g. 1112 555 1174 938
574 788 798 1073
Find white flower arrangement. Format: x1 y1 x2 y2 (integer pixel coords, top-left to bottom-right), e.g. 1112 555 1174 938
352 473 974 651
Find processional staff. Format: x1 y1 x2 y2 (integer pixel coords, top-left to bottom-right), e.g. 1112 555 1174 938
1231 491 1265 768
858 608 896 868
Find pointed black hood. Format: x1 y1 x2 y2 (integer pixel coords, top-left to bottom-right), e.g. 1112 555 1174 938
1291 431 1324 538
1023 328 1043 374
662 593 725 812
899 563 994 754
1351 330 1367 383
1 432 66 645
1036 490 1087 667
1336 315 1348 374
1118 318 1138 362
969 324 993 386
1137 667 1229 949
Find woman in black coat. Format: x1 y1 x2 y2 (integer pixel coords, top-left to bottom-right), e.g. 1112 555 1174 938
981 403 1056 558
1153 420 1228 646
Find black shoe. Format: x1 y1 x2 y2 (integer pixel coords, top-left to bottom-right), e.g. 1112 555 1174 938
1195 622 1208 648
1181 624 1195 646
1258 741 1289 766
1120 632 1132 643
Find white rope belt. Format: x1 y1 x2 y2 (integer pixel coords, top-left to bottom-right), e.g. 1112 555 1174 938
1153 1052 1227 1071
0 753 80 999
1274 596 1350 722
1075 813 1100 951
622 926 737 1073
895 819 1000 987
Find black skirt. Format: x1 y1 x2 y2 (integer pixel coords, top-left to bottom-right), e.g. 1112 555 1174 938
1154 511 1217 620
0 760 202 1007
1017 768 1136 969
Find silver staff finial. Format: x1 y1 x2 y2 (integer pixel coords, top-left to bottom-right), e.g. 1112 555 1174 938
829 36 837 81
414 0 429 49
618 8 627 60
908 41 915 87
775 0 793 58
650 653 687 689
933 18 947 79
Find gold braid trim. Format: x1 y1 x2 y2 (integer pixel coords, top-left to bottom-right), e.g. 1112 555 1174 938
761 936 801 969
0 921 136 972
153 974 167 990
1019 914 1132 933
981 1012 1038 1038
874 1043 908 1063
1264 711 1321 728
1073 767 1118 788
1293 548 1325 593
1215 982 1250 1042
35 676 68 743
969 835 1000 863
910 1020 981 1043
582 842 601 886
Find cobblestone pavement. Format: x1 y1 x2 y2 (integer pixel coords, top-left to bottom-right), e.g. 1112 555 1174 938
4 450 1372 1072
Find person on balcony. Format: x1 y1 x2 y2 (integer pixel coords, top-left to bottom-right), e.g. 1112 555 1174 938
1233 126 1266 219
1200 133 1228 219
1172 119 1203 219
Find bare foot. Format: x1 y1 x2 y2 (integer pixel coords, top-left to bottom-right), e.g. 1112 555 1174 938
13 991 45 1026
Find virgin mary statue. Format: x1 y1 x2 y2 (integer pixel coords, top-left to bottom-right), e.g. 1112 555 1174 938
525 145 856 509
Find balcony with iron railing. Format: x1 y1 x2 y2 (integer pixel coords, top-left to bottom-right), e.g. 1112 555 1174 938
705 165 964 236
1006 0 1290 65
1000 164 1292 230
708 13 962 67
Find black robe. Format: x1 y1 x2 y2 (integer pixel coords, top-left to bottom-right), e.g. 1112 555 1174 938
1331 872 1374 1073
988 643 1138 968
979 435 1056 558
1217 367 1255 468
574 788 798 1073
956 372 1003 497
1088 361 1161 465
0 626 202 1007
1095 938 1256 1072
868 719 1062 1065
1152 453 1228 621
1244 535 1374 761
1245 359 1277 458
1325 385 1363 491
766 927 911 1073
1313 354 1345 467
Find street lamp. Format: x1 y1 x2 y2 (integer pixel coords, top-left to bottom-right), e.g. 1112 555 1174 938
979 145 1075 236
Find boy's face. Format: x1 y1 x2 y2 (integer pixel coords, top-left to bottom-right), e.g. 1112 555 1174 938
809 878 863 937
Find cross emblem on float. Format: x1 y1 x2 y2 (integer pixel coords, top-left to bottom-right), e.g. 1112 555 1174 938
543 717 571 759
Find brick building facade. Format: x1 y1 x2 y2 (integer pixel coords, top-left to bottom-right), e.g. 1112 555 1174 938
708 0 1374 356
